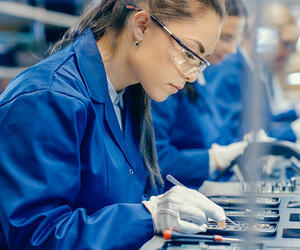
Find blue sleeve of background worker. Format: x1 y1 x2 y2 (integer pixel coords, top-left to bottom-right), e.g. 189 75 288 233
205 57 245 142
271 109 298 123
0 90 153 250
151 97 209 191
268 121 297 142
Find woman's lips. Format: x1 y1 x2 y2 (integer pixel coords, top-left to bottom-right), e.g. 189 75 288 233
169 83 180 93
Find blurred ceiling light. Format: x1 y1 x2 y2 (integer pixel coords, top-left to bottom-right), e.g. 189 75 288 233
286 72 300 85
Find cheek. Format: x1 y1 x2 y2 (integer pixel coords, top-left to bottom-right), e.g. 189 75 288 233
215 41 228 54
136 43 179 83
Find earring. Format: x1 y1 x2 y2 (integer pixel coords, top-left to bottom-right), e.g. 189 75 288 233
135 40 141 46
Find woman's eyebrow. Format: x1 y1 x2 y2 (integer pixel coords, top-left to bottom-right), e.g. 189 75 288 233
187 38 205 54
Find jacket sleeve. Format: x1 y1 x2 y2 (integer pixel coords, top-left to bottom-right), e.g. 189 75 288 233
0 90 153 250
271 109 298 123
268 121 296 142
206 62 245 142
151 98 209 191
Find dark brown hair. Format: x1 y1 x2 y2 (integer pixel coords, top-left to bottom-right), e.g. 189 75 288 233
226 0 247 17
51 0 226 188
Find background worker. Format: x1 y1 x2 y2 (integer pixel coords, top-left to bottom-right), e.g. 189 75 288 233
206 2 300 143
151 0 248 190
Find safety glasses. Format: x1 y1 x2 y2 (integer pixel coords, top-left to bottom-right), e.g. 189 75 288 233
125 5 210 82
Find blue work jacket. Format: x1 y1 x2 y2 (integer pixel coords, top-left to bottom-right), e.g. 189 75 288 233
151 82 233 190
0 29 154 249
205 49 297 142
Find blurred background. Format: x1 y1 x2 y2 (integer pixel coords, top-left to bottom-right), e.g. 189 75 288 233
0 0 93 92
245 0 300 103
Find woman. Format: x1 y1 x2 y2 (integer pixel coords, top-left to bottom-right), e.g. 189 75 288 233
0 0 226 249
151 0 248 190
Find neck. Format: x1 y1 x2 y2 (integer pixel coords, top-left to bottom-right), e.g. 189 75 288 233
97 34 138 92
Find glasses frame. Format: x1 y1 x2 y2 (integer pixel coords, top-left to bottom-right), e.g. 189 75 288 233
124 5 210 69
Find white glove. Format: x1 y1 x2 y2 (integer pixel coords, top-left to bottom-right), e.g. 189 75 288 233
243 129 275 143
263 155 281 176
209 142 247 171
291 118 300 143
142 186 226 234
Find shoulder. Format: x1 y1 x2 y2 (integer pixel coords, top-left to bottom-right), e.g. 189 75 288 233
0 46 90 108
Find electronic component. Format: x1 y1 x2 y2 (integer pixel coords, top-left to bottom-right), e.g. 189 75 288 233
282 228 300 238
209 196 280 207
287 201 300 208
225 208 280 221
242 177 299 194
290 213 300 221
161 239 264 250
203 221 278 237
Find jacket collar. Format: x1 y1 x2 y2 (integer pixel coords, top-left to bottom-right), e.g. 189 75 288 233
74 29 139 172
74 29 107 104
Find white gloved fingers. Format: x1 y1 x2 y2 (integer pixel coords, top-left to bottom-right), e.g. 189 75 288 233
176 219 208 234
244 129 275 143
257 129 269 141
210 142 247 170
144 185 225 235
183 190 226 223
229 141 248 155
180 204 207 225
195 200 226 223
155 209 179 234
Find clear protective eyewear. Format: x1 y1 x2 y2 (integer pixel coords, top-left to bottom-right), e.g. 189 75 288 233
124 5 210 82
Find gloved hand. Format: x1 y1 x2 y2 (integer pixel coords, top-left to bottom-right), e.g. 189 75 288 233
243 129 275 143
142 186 225 234
209 141 247 171
263 155 282 176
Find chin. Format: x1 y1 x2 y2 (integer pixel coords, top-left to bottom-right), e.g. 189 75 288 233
150 93 169 102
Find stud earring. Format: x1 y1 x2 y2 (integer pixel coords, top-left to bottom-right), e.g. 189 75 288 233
135 40 141 46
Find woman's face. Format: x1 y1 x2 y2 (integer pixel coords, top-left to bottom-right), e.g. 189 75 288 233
128 10 222 102
209 16 246 64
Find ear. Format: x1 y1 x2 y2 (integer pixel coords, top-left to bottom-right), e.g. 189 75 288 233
132 11 152 42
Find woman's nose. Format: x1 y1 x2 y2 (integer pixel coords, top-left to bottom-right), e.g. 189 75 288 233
184 73 198 83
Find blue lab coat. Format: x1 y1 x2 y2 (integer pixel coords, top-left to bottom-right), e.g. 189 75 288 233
151 83 234 190
0 29 154 249
205 49 297 142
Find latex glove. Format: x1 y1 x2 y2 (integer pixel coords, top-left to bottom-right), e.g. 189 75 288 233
263 155 282 176
243 129 275 143
291 118 300 143
142 186 225 234
209 142 247 171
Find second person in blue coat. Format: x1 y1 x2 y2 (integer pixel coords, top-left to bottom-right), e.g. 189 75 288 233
205 3 300 143
151 0 248 190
